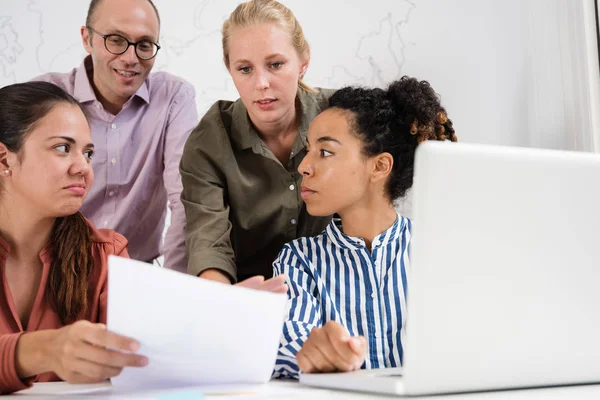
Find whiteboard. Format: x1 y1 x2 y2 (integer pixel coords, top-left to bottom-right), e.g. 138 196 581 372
0 0 597 150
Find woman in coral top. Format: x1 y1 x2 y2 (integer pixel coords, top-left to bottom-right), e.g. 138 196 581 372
0 81 148 394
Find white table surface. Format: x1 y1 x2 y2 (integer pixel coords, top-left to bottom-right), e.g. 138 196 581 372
7 380 600 399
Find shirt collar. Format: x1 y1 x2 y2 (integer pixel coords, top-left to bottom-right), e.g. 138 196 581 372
73 57 97 104
0 234 52 264
230 87 318 151
326 214 405 251
230 101 261 151
296 87 321 147
0 235 9 262
134 75 150 104
73 55 150 105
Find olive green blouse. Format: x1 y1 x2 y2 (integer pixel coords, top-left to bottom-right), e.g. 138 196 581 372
180 88 335 282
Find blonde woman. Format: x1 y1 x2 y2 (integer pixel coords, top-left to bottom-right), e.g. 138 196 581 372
181 0 334 283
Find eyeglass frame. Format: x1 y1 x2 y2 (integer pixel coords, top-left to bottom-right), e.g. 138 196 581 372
86 26 161 60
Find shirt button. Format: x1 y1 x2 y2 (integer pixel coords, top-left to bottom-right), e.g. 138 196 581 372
96 104 101 109
111 158 117 165
289 184 295 191
290 219 297 225
108 191 115 197
103 220 109 227
111 123 117 130
371 293 376 299
374 331 380 339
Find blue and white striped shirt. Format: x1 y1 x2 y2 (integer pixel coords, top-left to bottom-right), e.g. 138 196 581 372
272 214 411 378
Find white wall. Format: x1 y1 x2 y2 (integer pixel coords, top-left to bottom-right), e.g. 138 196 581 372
1 0 598 151
2 0 598 260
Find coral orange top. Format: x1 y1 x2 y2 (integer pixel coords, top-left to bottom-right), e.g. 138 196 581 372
0 220 128 394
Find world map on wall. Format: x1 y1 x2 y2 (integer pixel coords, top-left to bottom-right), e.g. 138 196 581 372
1 0 415 116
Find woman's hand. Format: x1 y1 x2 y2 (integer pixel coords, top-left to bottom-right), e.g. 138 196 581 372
45 320 147 383
297 320 367 374
200 269 288 294
235 274 288 294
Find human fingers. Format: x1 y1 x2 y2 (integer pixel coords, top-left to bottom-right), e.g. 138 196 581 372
63 358 122 382
80 341 148 369
297 327 337 373
347 336 368 369
322 321 362 371
259 274 288 293
235 275 265 290
80 323 141 353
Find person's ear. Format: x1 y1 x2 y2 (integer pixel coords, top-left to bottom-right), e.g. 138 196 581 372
299 50 310 80
81 25 93 54
370 152 393 183
0 143 14 177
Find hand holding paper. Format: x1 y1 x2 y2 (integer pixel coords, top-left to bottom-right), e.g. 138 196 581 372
235 274 288 293
106 256 287 390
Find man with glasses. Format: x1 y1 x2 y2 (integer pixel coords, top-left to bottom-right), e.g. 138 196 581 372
33 0 198 272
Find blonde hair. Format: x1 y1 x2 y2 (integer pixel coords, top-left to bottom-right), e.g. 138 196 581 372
222 0 316 93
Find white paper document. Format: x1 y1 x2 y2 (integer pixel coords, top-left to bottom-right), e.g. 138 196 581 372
106 256 288 390
14 381 326 399
14 381 112 396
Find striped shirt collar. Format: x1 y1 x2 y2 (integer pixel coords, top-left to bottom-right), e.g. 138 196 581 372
325 213 405 251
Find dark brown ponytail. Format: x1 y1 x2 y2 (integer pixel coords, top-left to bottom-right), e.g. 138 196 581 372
48 212 94 324
0 82 94 324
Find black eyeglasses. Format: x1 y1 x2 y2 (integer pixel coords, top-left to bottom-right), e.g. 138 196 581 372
87 26 160 60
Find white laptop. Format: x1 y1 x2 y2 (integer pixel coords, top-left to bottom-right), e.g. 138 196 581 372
300 141 600 396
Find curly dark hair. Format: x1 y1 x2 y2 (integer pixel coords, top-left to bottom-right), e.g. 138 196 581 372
328 76 457 201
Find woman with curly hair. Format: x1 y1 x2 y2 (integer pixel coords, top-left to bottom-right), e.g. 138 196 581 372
272 76 457 378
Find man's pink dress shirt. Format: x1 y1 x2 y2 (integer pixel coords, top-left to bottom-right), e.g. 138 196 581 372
35 57 199 272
